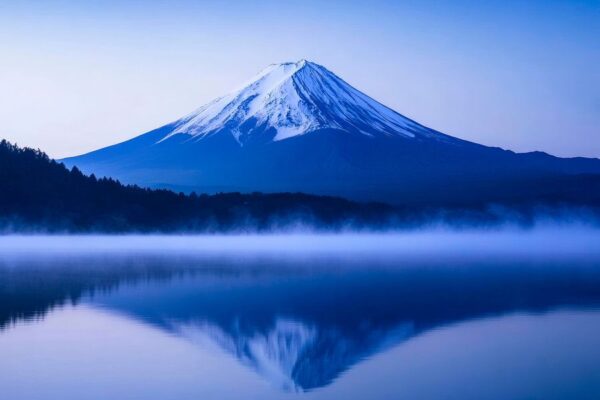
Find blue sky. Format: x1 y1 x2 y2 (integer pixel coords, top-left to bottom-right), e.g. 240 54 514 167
0 0 598 158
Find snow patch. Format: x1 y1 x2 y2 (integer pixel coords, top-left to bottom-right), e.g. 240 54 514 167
160 60 445 146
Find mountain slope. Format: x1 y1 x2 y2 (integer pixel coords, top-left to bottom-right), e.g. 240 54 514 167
62 60 600 205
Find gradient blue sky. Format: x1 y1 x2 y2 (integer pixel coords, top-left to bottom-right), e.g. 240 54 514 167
0 0 598 158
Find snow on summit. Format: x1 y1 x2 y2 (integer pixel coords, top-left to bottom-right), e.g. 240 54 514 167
162 60 443 145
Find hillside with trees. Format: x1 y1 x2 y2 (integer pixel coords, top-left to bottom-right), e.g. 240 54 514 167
1 140 599 232
0 140 398 232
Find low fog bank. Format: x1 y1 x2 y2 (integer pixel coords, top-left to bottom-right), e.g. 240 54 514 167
1 225 599 259
2 204 600 236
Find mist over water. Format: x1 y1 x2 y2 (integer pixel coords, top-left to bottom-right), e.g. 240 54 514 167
1 228 599 399
1 226 599 258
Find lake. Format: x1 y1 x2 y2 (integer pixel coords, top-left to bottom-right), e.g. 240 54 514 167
1 231 600 400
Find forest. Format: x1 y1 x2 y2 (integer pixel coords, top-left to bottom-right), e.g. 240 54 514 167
1 140 599 232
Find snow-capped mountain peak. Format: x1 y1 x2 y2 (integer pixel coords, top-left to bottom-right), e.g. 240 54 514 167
162 60 439 145
63 60 600 203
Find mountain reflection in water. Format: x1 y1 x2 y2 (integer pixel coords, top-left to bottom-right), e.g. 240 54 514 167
1 239 600 393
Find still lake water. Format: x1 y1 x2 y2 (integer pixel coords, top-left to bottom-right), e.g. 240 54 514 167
1 232 600 400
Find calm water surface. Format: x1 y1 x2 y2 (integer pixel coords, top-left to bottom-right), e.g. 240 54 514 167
1 233 600 400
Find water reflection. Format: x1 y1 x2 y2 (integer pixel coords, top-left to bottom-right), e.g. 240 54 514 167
1 250 600 393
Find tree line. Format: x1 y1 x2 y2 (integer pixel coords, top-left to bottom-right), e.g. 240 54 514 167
0 140 398 232
1 139 599 232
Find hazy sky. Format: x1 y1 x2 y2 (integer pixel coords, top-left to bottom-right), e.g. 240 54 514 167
0 0 598 158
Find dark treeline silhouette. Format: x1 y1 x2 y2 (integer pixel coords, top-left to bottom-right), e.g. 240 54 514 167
0 140 398 232
1 140 599 232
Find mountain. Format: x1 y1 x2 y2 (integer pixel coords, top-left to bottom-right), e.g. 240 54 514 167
62 60 600 206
